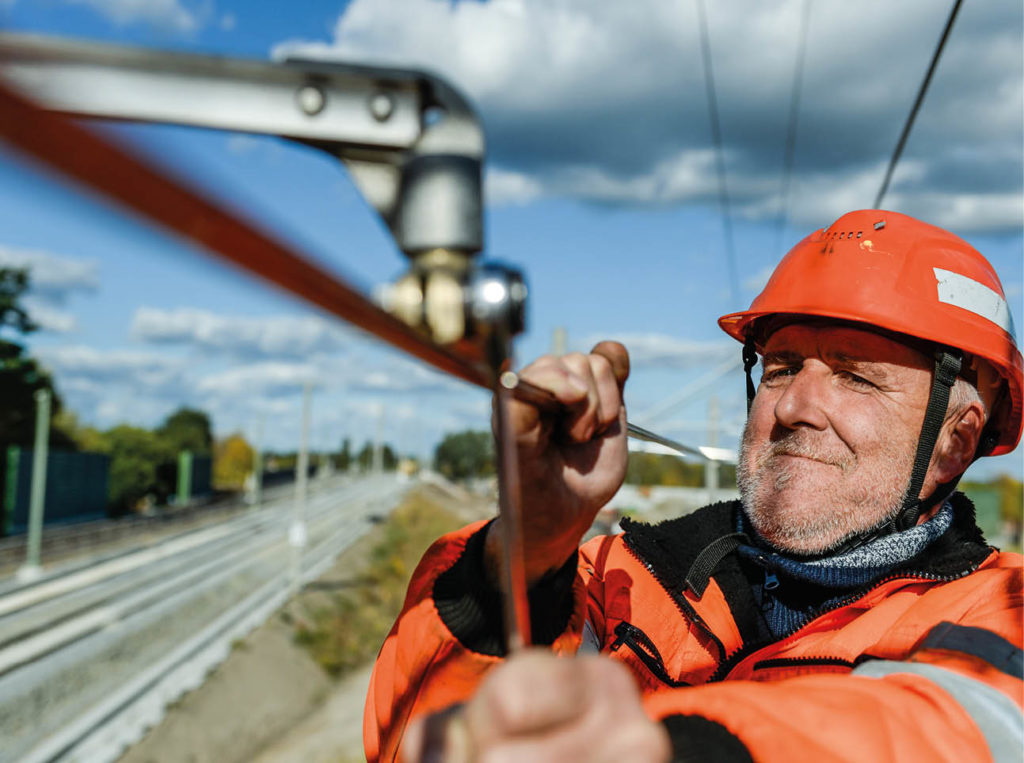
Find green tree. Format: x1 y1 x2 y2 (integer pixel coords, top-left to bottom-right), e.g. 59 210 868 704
624 453 737 487
0 268 35 334
993 475 1023 523
356 440 398 471
0 267 75 453
100 425 173 513
433 430 494 481
336 438 352 470
158 407 213 455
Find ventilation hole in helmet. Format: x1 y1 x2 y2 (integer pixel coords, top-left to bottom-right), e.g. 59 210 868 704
856 231 863 238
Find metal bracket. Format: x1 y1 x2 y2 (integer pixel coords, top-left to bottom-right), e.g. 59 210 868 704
0 32 484 259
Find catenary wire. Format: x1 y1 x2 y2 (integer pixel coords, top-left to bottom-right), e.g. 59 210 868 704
774 0 813 258
695 0 740 306
874 0 964 208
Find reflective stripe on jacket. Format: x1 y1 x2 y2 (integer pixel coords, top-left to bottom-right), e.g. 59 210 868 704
364 494 1023 761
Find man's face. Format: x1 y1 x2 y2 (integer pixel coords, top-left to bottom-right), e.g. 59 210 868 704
737 323 933 555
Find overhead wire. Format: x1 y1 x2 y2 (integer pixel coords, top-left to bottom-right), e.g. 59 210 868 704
694 0 740 306
774 0 813 258
874 0 964 208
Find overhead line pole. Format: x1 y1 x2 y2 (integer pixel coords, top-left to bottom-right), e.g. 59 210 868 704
874 0 964 208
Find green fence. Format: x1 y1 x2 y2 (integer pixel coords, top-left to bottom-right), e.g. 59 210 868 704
2 447 110 536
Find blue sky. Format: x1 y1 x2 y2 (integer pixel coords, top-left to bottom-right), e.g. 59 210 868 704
0 0 1021 481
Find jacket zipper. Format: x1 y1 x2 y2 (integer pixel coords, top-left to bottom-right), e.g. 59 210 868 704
751 655 858 671
705 566 983 683
623 537 728 662
609 621 691 687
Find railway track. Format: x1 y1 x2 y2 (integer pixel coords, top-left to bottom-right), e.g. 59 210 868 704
0 473 408 763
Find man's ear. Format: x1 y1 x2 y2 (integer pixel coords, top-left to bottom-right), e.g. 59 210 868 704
930 401 987 484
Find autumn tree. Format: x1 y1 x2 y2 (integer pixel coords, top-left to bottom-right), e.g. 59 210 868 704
214 433 254 490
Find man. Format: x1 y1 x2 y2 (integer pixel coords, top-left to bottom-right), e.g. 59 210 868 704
365 210 1024 761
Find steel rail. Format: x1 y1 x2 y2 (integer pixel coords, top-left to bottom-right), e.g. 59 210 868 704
12 479 403 763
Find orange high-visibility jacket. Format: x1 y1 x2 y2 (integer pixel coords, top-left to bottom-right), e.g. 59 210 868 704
365 494 1023 761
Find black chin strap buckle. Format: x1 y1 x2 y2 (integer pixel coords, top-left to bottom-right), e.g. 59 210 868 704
742 337 758 414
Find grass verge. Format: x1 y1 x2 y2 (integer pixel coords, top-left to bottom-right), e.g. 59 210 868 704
292 488 466 677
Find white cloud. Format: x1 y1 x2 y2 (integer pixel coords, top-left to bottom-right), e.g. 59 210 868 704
0 245 98 334
37 345 188 391
197 362 320 396
194 353 460 398
0 245 98 300
274 0 1022 233
344 355 461 394
485 168 543 206
20 297 77 333
63 0 199 32
131 307 353 359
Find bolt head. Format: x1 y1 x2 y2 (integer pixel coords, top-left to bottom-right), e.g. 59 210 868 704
369 92 395 122
297 85 326 116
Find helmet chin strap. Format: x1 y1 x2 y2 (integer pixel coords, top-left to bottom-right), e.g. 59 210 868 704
892 349 962 531
741 343 963 556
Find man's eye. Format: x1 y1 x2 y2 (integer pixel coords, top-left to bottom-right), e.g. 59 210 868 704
762 367 796 383
839 370 874 388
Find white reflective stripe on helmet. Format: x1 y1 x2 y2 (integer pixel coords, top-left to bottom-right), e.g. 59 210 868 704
853 660 1023 761
934 267 1016 338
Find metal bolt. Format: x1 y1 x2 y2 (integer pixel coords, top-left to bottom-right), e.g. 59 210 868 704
369 92 394 122
297 85 325 116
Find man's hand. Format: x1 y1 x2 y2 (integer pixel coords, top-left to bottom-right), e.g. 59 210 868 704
403 650 670 763
487 341 630 584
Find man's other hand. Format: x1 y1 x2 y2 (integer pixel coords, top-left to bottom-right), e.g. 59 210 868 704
403 650 670 763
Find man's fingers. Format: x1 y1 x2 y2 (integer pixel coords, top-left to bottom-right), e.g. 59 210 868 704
561 352 602 441
589 352 623 432
503 355 589 446
519 355 590 405
504 342 630 447
465 651 586 744
452 653 669 763
590 341 630 392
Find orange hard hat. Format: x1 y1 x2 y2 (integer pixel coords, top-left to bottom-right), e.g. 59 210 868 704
719 209 1022 456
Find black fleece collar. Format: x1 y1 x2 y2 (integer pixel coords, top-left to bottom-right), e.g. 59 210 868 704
621 492 992 647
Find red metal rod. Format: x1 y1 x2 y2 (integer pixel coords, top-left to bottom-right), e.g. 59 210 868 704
0 79 492 390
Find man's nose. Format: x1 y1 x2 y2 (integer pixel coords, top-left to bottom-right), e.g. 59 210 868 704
773 365 830 431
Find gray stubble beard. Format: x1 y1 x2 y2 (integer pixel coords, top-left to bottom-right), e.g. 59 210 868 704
736 421 914 556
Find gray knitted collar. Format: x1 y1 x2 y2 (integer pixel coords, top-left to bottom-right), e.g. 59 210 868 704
738 502 954 589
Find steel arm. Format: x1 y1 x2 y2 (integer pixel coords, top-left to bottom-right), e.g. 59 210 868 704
0 32 483 259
